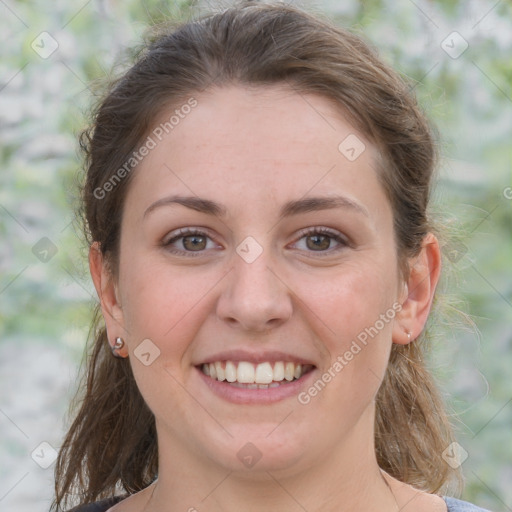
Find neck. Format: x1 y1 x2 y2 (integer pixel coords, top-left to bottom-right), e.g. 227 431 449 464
146 408 399 512
147 464 397 512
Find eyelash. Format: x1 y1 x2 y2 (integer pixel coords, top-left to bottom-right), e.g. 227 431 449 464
163 227 349 257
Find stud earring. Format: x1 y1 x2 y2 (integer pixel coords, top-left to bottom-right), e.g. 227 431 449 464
406 330 412 342
111 337 125 358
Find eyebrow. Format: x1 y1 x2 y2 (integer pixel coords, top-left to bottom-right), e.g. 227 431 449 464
143 194 369 220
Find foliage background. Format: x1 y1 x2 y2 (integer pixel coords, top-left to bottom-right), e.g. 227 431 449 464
0 0 510 510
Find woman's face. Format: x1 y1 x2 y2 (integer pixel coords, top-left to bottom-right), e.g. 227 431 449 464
110 85 407 475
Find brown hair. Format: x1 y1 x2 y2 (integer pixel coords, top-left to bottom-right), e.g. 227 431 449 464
53 1 461 509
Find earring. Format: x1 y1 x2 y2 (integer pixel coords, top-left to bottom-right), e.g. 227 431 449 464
406 330 412 342
111 337 125 358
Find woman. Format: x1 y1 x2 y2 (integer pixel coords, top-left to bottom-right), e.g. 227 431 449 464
52 2 491 511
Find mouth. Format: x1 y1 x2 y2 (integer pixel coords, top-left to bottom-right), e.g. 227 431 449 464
198 360 315 389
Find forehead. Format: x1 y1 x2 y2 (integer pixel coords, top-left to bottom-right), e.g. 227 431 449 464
124 84 389 221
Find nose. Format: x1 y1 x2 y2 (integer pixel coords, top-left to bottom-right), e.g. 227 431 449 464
216 249 293 333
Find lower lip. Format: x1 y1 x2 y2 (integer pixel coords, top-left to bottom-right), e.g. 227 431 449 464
195 366 316 404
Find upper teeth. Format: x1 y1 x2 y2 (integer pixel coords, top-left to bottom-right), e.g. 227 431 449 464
201 361 311 384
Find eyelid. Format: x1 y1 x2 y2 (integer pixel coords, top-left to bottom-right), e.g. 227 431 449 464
295 226 347 240
163 227 214 244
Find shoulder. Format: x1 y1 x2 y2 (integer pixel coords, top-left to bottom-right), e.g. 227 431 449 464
66 496 126 512
442 496 493 512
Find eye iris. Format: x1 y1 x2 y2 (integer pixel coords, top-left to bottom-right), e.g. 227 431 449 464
183 235 206 251
306 234 331 251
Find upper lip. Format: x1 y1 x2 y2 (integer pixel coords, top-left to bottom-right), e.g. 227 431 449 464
196 349 316 366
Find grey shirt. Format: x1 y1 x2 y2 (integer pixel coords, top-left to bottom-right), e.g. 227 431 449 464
443 496 492 511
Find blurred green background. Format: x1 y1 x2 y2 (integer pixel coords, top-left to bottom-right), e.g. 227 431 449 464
0 0 511 510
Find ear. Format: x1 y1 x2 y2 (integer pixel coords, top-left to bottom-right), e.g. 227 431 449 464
89 242 129 357
392 233 441 345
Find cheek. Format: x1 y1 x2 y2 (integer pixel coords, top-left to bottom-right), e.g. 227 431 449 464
119 255 220 361
297 262 397 341
292 262 397 402
118 259 220 422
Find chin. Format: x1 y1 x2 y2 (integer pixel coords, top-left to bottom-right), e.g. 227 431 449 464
205 424 312 475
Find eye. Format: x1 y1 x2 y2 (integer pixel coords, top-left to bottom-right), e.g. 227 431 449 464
293 227 348 254
163 228 220 255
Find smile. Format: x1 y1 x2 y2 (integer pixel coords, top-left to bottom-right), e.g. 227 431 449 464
200 361 315 388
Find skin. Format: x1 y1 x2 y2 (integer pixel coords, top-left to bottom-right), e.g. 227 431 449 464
90 85 445 512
